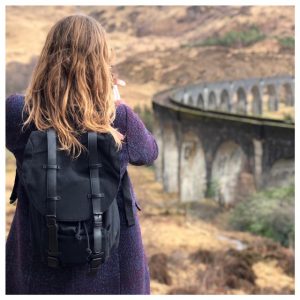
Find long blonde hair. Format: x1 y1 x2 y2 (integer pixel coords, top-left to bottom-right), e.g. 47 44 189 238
23 14 122 158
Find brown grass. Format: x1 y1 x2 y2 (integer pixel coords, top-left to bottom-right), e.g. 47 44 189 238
5 155 295 294
5 5 295 294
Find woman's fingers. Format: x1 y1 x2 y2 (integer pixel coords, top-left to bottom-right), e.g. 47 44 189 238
116 79 126 86
114 78 126 86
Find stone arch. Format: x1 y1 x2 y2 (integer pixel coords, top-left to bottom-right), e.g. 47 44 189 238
208 91 217 110
183 93 189 105
236 87 247 114
283 83 294 106
197 94 204 109
162 123 179 193
211 141 248 205
267 84 279 111
188 95 194 106
180 132 206 202
251 85 262 115
207 91 217 110
220 89 230 112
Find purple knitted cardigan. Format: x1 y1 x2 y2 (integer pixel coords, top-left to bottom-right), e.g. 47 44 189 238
5 94 158 294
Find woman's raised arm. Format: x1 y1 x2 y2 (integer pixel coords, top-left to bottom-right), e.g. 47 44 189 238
114 103 158 166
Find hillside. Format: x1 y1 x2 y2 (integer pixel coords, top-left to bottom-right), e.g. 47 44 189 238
6 6 294 110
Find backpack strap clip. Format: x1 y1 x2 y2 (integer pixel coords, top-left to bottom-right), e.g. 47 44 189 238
87 193 104 199
46 215 59 268
89 252 104 272
42 164 61 169
93 213 103 227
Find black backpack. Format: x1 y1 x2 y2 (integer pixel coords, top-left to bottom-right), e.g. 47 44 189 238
9 128 137 272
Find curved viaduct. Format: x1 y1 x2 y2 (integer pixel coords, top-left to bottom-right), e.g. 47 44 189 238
152 75 294 205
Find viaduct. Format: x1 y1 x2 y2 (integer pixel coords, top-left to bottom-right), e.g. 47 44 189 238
152 75 294 205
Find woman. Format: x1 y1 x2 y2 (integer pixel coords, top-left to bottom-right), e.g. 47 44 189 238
6 14 158 294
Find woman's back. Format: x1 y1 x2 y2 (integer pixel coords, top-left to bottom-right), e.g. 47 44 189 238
6 93 158 294
6 14 158 294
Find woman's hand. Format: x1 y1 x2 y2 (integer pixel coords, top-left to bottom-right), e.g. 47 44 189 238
113 76 126 106
114 78 126 87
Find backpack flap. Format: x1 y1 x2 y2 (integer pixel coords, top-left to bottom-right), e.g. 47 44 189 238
21 130 121 222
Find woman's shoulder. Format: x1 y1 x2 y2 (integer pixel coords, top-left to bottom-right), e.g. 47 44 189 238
6 93 25 104
6 93 25 122
6 94 31 154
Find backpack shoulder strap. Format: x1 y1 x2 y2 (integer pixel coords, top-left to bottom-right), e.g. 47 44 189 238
45 128 60 268
88 131 105 271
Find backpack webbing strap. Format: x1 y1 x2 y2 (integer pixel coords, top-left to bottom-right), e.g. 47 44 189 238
122 170 136 226
88 132 104 271
9 170 19 204
46 128 60 268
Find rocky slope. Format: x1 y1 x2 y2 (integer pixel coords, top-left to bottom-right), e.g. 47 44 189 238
6 6 294 109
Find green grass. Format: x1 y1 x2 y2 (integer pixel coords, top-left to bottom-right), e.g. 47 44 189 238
182 25 266 48
276 36 295 50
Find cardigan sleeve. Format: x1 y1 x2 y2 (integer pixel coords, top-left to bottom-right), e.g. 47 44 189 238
114 103 158 166
6 94 30 155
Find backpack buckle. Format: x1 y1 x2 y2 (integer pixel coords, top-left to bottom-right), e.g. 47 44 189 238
47 256 59 268
89 252 105 272
87 193 104 199
93 214 103 228
46 215 57 227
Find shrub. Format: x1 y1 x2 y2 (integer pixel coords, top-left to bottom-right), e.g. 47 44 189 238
229 184 294 247
182 25 266 48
